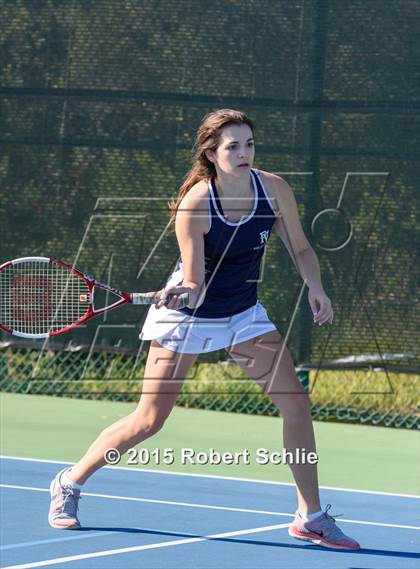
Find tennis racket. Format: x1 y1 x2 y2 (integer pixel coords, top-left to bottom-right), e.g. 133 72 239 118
0 257 189 339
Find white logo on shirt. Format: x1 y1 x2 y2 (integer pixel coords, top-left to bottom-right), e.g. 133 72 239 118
253 229 270 250
259 230 269 244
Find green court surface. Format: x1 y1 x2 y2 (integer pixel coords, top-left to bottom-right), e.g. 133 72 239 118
1 392 418 495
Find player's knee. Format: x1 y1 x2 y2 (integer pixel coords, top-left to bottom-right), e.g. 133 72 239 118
276 392 312 419
128 411 168 440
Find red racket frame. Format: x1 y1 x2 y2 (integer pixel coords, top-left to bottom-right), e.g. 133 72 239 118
0 257 160 339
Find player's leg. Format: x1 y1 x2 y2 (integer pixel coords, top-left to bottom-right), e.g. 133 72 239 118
70 341 198 482
49 340 198 529
226 329 360 550
226 329 320 514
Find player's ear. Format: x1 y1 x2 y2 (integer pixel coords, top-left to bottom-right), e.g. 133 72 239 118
205 149 215 163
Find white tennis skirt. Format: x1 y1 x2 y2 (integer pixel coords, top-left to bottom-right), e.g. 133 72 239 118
139 301 277 354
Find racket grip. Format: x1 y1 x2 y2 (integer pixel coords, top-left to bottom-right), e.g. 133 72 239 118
130 293 190 307
130 293 160 305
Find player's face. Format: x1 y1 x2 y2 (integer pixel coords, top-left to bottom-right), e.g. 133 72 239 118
208 124 255 176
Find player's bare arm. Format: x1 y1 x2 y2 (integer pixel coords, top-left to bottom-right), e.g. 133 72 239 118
156 182 209 311
259 171 333 325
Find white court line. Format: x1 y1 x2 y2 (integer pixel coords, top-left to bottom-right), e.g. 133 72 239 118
0 483 293 519
1 532 116 551
1 484 419 531
1 455 419 499
1 522 291 569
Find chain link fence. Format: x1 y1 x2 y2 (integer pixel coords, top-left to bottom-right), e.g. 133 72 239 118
1 345 417 429
1 1 418 428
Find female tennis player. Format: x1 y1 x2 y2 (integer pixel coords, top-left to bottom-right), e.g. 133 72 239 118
49 109 360 550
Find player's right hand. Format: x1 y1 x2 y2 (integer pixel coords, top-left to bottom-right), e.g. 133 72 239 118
155 285 191 310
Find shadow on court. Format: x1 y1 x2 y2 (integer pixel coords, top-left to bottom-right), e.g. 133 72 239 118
81 526 420 561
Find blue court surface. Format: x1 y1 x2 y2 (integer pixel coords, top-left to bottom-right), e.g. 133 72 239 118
0 456 419 569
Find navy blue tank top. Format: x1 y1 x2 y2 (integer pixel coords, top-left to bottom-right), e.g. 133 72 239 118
175 169 277 318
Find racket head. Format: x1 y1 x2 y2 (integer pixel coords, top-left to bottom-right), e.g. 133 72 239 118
0 257 93 339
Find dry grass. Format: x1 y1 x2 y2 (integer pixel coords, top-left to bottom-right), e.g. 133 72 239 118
1 348 418 428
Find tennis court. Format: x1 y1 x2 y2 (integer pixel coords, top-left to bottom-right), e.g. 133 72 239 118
1 394 419 568
1 455 419 569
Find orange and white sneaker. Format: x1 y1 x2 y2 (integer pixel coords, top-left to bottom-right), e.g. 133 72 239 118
48 468 81 529
288 504 360 550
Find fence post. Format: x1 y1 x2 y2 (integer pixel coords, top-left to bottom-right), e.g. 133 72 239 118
298 0 328 365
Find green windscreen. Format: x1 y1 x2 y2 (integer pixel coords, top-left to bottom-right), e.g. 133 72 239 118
1 0 418 376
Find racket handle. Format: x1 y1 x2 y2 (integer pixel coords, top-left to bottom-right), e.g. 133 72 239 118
130 293 160 305
130 293 190 307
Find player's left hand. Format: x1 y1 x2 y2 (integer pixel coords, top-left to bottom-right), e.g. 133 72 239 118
308 287 334 325
155 285 191 310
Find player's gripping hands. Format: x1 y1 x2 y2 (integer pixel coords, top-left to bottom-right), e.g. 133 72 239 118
155 283 205 311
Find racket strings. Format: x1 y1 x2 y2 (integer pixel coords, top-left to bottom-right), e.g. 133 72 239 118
0 261 89 335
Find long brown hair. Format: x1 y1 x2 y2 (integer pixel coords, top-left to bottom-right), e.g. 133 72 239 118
168 109 254 230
